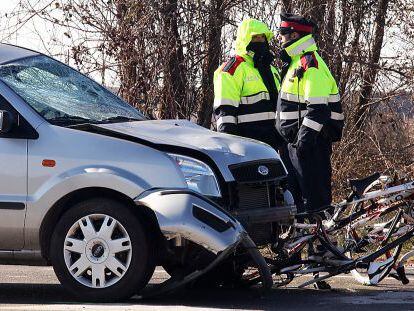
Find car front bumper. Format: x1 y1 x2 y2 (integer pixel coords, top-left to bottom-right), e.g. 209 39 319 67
134 189 246 254
134 188 273 296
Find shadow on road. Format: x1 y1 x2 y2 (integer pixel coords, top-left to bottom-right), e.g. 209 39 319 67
0 282 413 311
0 283 382 310
0 282 333 305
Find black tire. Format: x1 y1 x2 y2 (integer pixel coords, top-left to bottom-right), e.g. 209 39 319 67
50 198 155 302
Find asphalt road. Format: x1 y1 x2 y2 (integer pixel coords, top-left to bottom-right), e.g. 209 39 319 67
0 265 413 310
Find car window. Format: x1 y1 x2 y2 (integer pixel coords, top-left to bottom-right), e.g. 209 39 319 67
0 55 145 125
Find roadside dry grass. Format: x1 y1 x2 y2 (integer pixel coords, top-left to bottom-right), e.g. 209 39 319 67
332 112 414 202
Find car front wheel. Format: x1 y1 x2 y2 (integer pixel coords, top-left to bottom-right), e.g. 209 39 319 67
50 198 155 302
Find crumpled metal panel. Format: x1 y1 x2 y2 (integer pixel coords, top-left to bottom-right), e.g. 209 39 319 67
135 189 245 254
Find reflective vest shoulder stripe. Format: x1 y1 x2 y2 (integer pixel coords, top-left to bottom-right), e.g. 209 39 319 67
288 37 316 56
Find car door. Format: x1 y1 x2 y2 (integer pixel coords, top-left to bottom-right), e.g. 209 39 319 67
0 95 35 249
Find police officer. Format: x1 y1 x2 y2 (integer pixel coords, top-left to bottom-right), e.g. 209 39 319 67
276 13 344 214
214 19 284 151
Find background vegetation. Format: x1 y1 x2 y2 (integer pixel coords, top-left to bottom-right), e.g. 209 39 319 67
7 0 414 197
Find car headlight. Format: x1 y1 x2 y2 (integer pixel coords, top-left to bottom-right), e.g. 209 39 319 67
168 153 221 197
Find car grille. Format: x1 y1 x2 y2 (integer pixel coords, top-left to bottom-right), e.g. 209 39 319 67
229 160 286 183
225 160 288 245
237 183 275 209
234 182 276 245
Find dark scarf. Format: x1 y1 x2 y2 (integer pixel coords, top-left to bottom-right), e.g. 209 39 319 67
246 42 278 102
279 37 302 81
279 49 291 82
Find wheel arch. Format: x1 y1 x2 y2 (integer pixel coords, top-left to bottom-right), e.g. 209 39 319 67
39 187 163 262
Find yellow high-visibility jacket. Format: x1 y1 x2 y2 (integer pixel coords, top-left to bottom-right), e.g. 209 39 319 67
276 34 344 144
213 19 283 149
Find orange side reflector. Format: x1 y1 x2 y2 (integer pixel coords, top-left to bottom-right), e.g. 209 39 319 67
42 159 56 167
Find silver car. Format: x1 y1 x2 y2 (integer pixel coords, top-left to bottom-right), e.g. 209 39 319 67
0 44 295 301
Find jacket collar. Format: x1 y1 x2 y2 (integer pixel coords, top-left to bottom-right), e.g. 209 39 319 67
284 34 317 57
241 52 254 65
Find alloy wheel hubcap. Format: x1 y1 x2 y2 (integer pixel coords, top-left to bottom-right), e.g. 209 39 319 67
63 214 132 289
85 238 109 264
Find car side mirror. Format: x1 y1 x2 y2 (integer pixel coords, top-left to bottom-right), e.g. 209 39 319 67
0 110 14 133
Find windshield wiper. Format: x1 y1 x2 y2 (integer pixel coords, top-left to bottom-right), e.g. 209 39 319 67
98 116 141 123
48 115 94 126
49 115 141 127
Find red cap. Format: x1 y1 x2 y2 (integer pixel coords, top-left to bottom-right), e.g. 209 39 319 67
280 21 313 33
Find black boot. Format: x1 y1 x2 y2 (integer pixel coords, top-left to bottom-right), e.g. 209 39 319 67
313 273 331 290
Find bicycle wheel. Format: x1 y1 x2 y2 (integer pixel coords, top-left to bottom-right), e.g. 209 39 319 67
344 199 406 285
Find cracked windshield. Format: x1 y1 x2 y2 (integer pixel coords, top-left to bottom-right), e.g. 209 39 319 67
0 55 145 125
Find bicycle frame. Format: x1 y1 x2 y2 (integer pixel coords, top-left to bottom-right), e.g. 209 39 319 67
273 179 414 287
326 180 414 230
240 177 414 290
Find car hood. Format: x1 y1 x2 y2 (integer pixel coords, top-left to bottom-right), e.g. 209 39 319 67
95 120 283 181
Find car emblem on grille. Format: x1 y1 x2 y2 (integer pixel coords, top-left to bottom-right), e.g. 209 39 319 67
258 165 269 176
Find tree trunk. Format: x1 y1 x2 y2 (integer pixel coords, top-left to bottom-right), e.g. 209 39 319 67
340 2 365 96
353 0 389 130
159 0 187 119
333 0 351 83
197 0 225 128
323 0 336 69
281 0 295 12
115 1 140 107
306 0 329 62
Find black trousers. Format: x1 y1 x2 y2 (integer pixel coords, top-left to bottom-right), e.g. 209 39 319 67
278 144 305 212
285 137 333 213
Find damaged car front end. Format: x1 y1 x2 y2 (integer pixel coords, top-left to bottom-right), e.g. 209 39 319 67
65 120 297 296
88 121 297 293
135 189 273 295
